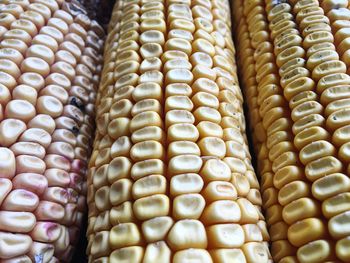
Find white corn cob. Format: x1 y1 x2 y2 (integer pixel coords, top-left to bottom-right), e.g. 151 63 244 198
0 0 104 261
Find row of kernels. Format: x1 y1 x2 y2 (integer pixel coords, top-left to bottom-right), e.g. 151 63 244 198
214 0 263 210
319 0 350 72
234 0 266 186
88 0 131 259
116 0 170 256
165 1 216 262
107 0 123 34
236 1 298 262
290 1 350 261
198 0 270 262
40 15 83 260
258 2 306 234
266 2 331 261
165 2 220 258
128 1 170 261
66 22 104 260
237 0 274 230
241 0 278 211
167 0 235 262
293 0 350 213
189 1 227 236
87 0 166 261
129 0 166 223
43 4 102 261
318 1 350 169
67 0 102 243
165 0 203 230
163 1 210 259
234 0 264 158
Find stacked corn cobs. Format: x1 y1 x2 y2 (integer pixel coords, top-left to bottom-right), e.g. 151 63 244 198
0 0 104 261
86 0 272 262
233 0 350 262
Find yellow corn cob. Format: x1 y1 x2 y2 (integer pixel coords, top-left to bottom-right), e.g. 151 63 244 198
0 0 104 261
233 0 350 262
86 0 271 262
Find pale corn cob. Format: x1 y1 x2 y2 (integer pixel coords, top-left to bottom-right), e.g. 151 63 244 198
233 0 350 262
86 0 271 262
0 0 104 261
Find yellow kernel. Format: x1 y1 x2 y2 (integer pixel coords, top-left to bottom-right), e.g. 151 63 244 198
167 220 208 251
133 194 169 220
142 217 174 243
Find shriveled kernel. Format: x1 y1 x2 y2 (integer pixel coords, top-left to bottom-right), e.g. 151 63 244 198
231 173 250 196
201 200 241 225
107 157 132 184
165 68 194 84
166 110 195 127
190 52 214 68
165 96 193 112
168 155 203 175
299 140 336 165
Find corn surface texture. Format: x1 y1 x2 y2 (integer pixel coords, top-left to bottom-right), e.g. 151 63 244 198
0 0 104 261
233 0 350 262
86 0 271 262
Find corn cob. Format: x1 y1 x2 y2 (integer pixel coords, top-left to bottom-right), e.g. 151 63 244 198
0 1 104 261
233 0 350 262
86 0 271 262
